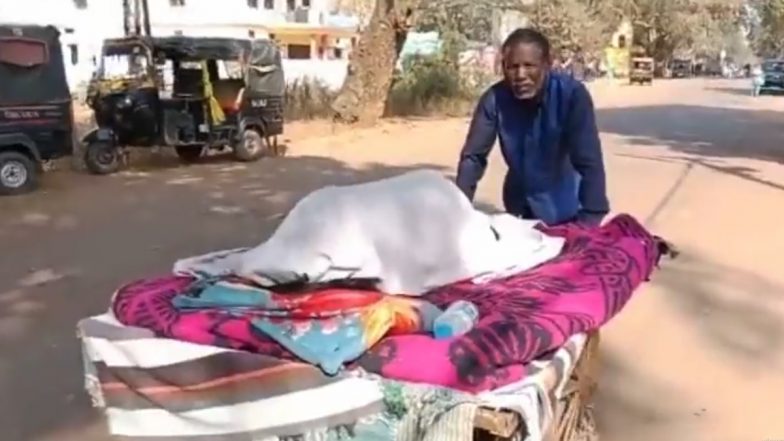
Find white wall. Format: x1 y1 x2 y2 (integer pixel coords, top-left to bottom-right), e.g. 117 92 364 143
145 0 331 27
0 0 124 91
283 59 347 89
147 0 283 27
0 0 351 92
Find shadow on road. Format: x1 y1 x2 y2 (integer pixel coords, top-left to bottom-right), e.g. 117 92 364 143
706 86 784 97
655 250 783 363
595 248 783 439
0 155 445 441
595 101 784 438
704 86 755 97
595 348 679 437
597 104 784 168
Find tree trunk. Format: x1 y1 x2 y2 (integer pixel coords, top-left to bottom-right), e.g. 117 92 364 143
331 0 413 125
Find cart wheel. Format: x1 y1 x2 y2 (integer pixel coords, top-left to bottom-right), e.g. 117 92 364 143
0 151 38 196
84 140 121 175
175 145 205 163
234 129 266 162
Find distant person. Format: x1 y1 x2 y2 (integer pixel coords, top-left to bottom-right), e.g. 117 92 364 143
455 28 609 226
751 64 764 97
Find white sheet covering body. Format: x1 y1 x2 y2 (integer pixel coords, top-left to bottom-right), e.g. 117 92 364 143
175 170 565 295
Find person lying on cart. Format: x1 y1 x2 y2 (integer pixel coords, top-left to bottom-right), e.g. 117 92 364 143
456 28 610 226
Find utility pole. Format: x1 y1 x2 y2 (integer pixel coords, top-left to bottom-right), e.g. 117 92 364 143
123 0 131 36
134 0 142 36
142 0 151 36
122 0 152 37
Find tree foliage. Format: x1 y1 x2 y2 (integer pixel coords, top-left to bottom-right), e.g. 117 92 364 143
526 0 621 56
746 0 784 57
414 0 518 44
330 0 747 124
605 0 743 61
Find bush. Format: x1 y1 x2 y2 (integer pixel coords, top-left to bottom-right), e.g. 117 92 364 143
283 57 495 121
284 78 337 121
386 54 491 117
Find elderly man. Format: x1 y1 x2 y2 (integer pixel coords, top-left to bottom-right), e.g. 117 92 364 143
456 28 609 226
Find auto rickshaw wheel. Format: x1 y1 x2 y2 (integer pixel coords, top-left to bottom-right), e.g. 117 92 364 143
85 140 121 175
234 129 266 162
175 146 205 163
0 151 37 196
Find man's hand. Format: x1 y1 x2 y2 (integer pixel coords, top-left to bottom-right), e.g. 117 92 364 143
575 211 604 227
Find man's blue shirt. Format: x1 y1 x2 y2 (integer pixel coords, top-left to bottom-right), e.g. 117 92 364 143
456 72 609 225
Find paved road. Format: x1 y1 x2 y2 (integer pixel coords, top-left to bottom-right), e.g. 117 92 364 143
1 78 782 441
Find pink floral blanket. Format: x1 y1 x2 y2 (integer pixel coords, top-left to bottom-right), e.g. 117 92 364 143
112 214 671 392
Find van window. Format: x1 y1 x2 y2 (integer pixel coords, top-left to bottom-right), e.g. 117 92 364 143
217 60 243 79
0 38 49 67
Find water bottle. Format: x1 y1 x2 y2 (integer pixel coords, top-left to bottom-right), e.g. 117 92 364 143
432 300 480 340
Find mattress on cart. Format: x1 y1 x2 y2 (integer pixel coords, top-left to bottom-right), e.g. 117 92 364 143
78 313 590 441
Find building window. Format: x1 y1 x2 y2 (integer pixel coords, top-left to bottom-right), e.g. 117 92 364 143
169 0 185 6
73 0 88 9
68 44 79 65
247 0 258 8
287 44 310 59
301 0 310 7
286 0 295 11
248 30 256 38
264 0 274 8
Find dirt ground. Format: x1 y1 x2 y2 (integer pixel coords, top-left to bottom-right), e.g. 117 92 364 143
1 78 783 441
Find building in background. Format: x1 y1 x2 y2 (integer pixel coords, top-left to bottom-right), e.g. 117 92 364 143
0 0 359 91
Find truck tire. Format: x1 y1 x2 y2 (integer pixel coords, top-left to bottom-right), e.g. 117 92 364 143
0 151 38 195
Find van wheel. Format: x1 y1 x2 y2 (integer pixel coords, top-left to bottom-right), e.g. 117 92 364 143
85 140 121 175
234 129 266 162
0 151 37 195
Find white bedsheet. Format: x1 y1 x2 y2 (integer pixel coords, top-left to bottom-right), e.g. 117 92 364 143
175 170 564 295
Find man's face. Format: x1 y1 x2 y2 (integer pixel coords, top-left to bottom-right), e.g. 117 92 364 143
502 42 550 100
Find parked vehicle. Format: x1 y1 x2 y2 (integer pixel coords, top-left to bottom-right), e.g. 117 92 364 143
83 36 285 174
758 59 784 95
629 57 654 85
702 59 723 77
670 58 692 78
0 24 74 195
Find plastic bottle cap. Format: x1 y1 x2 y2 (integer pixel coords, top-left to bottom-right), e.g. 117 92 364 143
433 323 451 340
